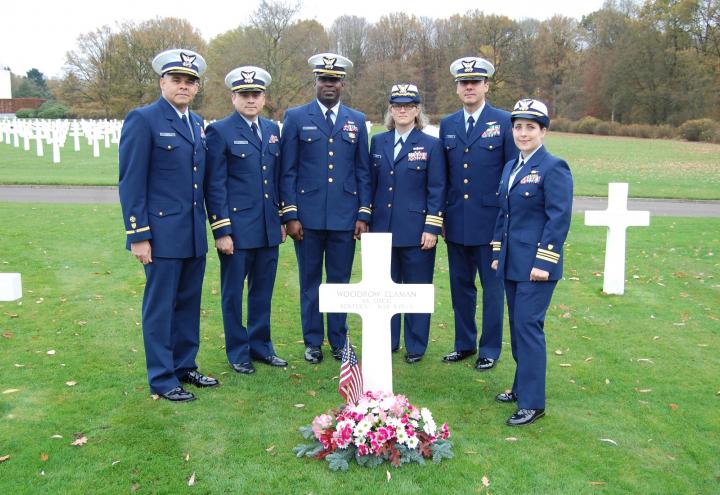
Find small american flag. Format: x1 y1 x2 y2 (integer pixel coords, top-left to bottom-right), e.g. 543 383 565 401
338 335 363 404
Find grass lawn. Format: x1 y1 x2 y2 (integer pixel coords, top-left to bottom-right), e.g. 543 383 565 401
0 203 718 494
1 131 719 200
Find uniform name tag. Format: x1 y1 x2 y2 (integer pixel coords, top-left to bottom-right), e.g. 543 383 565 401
234 140 249 145
302 126 317 130
372 153 382 159
445 134 456 139
159 132 176 137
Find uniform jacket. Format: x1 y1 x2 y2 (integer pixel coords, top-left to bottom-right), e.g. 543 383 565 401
439 102 517 245
119 97 208 258
369 128 447 247
491 146 573 281
279 101 372 231
205 112 282 249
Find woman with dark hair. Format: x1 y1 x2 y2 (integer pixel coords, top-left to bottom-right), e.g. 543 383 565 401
369 84 446 364
491 98 573 426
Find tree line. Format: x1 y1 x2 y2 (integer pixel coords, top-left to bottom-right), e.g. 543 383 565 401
11 0 720 126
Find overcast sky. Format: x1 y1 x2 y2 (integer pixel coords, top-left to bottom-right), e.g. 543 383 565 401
2 0 606 78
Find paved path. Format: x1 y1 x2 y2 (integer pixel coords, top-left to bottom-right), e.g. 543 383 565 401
1 185 720 217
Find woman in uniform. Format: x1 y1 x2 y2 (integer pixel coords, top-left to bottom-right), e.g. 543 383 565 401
369 84 446 363
491 98 573 426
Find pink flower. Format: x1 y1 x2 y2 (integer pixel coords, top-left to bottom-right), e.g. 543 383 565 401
312 414 334 439
440 423 450 439
357 444 369 456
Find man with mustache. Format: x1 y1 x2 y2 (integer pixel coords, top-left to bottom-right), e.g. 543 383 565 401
119 49 218 402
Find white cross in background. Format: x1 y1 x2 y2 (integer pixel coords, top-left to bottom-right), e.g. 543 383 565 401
585 183 650 295
0 273 22 301
319 233 434 394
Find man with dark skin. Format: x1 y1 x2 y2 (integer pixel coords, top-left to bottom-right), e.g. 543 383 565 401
279 53 372 364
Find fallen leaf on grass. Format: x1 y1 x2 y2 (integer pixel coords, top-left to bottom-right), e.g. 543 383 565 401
294 404 305 408
635 388 652 393
589 481 606 486
47 350 56 355
464 450 478 454
2 389 20 394
4 312 19 318
559 363 571 368
71 436 88 446
605 379 610 385
111 460 120 466
386 470 391 482
35 298 44 304
151 394 160 400
669 403 678 411
65 381 77 387
187 472 196 486
185 453 190 462
481 475 490 487
585 357 593 362
636 358 654 364
307 390 317 397
51 435 62 439
559 312 572 318
554 349 563 355
40 453 48 462
0 455 9 463
599 438 618 446
505 437 518 442
265 445 275 452
2 332 12 339
131 482 140 492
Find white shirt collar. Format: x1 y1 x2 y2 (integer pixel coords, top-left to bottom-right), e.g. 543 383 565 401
394 128 413 145
317 100 341 116
240 114 259 129
463 102 485 124
519 144 543 164
164 97 190 120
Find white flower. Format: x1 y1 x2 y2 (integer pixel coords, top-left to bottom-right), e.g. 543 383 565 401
420 408 434 424
407 435 419 449
396 428 409 444
354 419 371 437
423 419 437 436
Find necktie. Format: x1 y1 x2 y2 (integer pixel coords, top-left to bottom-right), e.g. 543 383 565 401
509 160 525 190
251 122 261 144
394 137 404 160
325 109 334 132
466 116 475 138
181 114 194 142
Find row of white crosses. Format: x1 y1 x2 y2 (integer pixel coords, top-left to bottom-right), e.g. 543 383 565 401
319 184 649 394
0 118 122 163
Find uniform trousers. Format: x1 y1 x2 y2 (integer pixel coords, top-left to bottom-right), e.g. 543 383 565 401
219 246 278 364
390 246 436 356
504 279 557 409
446 241 504 358
294 228 355 349
142 256 205 394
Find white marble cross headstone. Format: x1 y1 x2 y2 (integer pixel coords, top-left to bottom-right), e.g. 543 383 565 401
319 233 434 395
0 273 22 301
585 183 650 295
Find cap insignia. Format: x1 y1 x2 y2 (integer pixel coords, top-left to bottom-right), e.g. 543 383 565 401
180 52 196 68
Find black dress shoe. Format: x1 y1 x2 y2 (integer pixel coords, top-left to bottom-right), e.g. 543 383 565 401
475 357 497 371
259 355 288 367
180 370 219 388
442 349 477 362
160 386 196 402
495 391 518 403
230 362 256 374
304 346 323 364
405 353 423 364
331 347 343 361
506 408 545 426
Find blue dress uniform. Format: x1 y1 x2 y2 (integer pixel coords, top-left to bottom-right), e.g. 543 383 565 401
205 94 283 367
279 54 372 356
370 126 446 357
439 57 518 364
492 99 573 423
118 49 213 396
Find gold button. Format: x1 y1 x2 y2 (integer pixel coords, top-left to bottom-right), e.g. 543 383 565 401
159 211 164 216
387 203 392 208
262 166 267 170
463 163 468 169
388 187 393 191
328 164 334 170
241 153 245 158
328 178 334 183
264 193 269 198
264 179 268 184
194 184 198 189
464 148 469 152
464 194 469 199
329 138 334 143
489 145 493 150
329 151 334 157
233 207 237 212
463 179 469 184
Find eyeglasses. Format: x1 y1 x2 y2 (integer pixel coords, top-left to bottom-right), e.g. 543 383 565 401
391 104 417 110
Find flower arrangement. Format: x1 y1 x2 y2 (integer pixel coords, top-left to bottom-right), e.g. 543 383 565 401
294 391 453 471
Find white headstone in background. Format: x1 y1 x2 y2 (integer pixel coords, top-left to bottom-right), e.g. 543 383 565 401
319 233 434 395
585 183 650 295
0 273 22 301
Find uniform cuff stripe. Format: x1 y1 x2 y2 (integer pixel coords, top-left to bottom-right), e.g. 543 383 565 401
211 220 231 230
536 254 559 263
210 218 231 228
126 226 150 235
